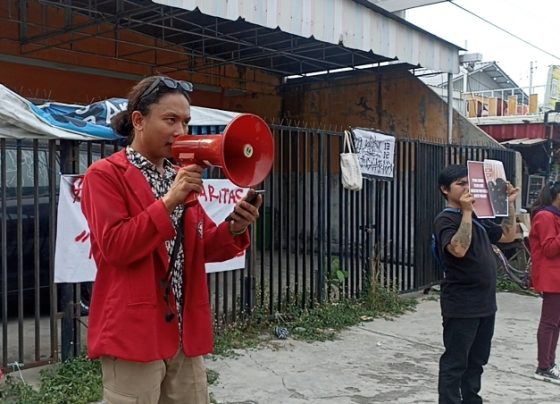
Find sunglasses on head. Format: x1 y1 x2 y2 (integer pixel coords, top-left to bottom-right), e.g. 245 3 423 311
140 77 193 101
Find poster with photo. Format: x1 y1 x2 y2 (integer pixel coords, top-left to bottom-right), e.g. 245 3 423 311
483 159 508 217
467 161 495 218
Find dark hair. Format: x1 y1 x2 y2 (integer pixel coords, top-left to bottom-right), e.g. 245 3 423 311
111 75 193 144
530 181 560 218
438 165 468 198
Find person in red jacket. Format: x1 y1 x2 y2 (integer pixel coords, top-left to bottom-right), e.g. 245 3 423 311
529 181 560 384
81 75 262 403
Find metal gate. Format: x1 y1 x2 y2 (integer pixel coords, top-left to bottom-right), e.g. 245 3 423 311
0 130 517 371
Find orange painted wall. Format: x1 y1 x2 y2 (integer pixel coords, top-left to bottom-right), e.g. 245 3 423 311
281 68 497 144
3 62 137 102
0 0 281 117
282 69 446 140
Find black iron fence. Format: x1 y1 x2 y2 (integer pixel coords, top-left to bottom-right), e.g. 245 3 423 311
0 128 517 371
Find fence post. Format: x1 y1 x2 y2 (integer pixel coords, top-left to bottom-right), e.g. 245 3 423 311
243 252 252 313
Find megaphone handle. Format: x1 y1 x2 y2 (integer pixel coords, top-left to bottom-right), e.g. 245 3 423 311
184 192 198 207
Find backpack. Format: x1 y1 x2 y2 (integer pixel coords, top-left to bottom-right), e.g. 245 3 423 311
431 232 445 275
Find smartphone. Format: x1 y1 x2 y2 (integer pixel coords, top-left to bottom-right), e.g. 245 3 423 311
225 189 265 221
245 189 265 205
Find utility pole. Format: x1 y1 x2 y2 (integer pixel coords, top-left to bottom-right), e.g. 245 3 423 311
529 61 534 96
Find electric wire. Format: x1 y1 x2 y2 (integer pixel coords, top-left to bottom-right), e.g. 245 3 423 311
447 0 560 61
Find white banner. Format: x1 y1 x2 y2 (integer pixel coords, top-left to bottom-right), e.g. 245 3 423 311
54 175 97 283
198 179 249 273
54 177 249 283
352 128 396 179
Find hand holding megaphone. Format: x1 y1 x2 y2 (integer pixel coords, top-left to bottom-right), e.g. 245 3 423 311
171 113 274 206
161 164 205 213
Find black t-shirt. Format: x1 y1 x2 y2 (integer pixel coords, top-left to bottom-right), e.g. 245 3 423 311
433 209 503 318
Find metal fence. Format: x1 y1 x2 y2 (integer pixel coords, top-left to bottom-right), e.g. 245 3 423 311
0 128 517 372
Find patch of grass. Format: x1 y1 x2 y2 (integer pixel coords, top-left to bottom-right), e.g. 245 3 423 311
0 355 102 404
0 375 40 403
496 275 539 297
0 354 220 404
212 283 417 355
496 275 523 292
213 320 266 357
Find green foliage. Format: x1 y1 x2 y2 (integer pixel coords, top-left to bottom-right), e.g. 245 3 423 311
0 375 40 403
213 321 266 357
212 282 417 356
328 258 348 285
326 258 349 301
281 300 370 341
0 355 102 404
0 355 221 404
496 275 539 297
496 274 523 292
363 282 417 316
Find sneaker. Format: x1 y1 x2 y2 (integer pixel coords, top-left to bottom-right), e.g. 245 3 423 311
534 366 560 384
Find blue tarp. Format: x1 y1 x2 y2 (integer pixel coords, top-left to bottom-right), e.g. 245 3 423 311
0 84 240 140
33 98 127 140
33 98 236 139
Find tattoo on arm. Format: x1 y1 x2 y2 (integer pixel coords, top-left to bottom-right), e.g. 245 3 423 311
449 221 472 256
500 202 516 235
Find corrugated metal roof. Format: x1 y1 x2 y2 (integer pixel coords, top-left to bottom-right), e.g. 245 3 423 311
371 0 446 13
501 137 547 146
417 61 528 101
154 0 461 74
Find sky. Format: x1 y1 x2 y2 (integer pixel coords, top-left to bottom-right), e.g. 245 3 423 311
406 0 560 93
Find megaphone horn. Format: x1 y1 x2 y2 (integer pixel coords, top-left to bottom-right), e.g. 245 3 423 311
171 113 274 203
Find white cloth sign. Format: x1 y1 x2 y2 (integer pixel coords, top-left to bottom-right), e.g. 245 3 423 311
54 175 97 283
198 179 249 273
352 128 396 179
54 177 249 283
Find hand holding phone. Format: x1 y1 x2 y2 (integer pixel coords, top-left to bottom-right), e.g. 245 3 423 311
225 189 265 222
244 189 265 206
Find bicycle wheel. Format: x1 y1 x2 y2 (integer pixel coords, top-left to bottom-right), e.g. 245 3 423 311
492 244 531 289
507 240 531 283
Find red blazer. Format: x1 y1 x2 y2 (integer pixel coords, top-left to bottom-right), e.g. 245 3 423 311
529 209 560 293
81 150 249 362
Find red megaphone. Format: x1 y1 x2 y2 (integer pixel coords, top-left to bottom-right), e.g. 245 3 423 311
171 113 274 205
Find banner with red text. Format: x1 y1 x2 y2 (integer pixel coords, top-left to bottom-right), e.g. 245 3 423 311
54 175 97 283
198 179 249 273
54 177 249 283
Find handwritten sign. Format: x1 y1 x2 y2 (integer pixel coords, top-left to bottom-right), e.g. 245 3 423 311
352 128 395 179
198 179 249 273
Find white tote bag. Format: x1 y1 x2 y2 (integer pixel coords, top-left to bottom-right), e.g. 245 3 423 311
340 130 363 191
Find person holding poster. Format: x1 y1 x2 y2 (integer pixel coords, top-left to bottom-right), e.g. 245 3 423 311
81 75 261 404
433 165 518 404
528 182 560 384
